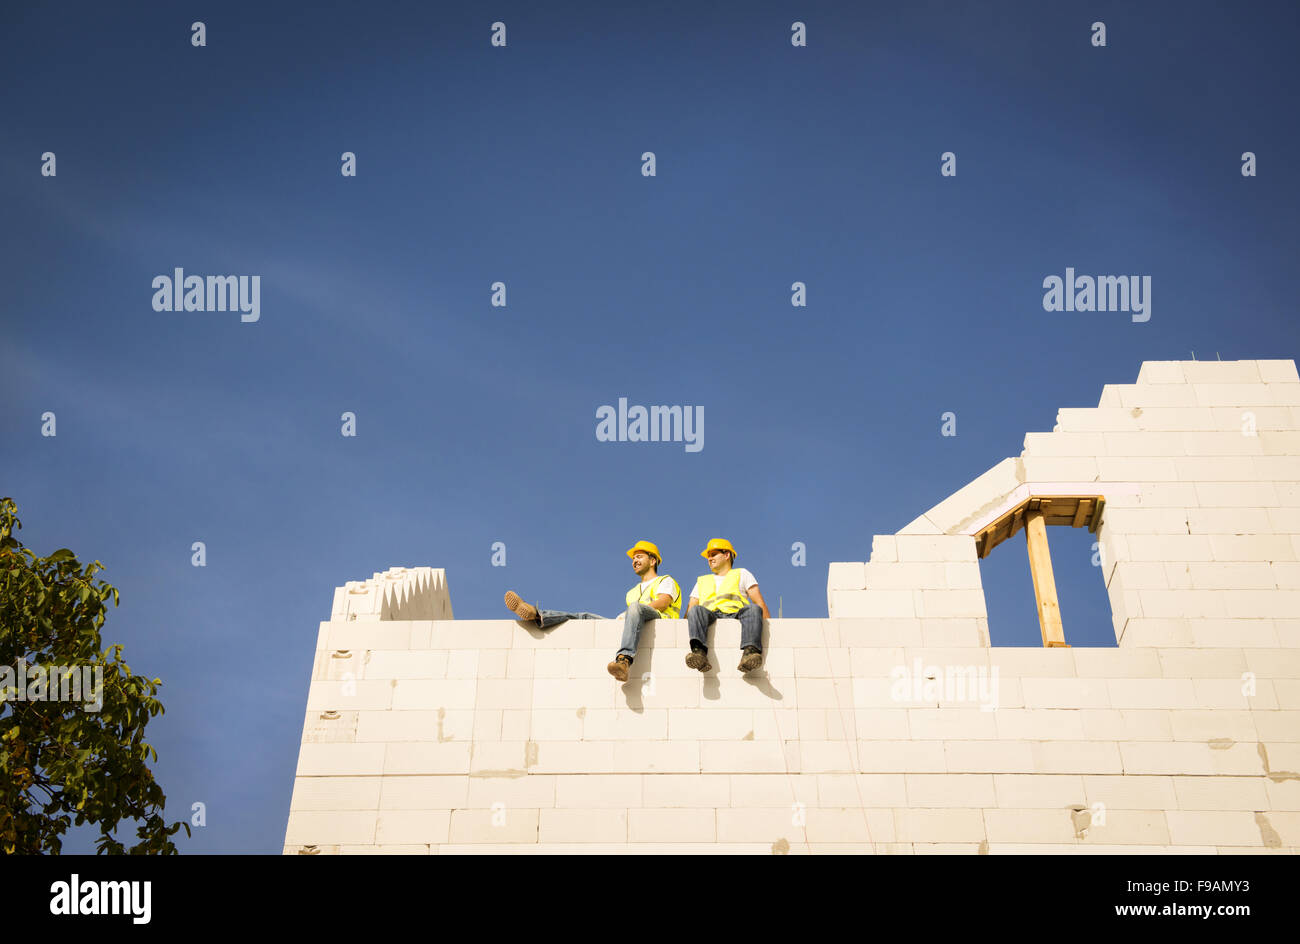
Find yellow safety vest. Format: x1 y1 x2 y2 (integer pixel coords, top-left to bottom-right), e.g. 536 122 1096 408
626 575 681 619
692 570 750 614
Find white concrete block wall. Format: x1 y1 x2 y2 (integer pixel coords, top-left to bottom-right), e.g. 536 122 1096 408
287 360 1299 853
285 615 1299 853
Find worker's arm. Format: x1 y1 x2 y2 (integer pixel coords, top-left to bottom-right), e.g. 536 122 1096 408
650 592 673 612
687 595 699 614
747 585 771 620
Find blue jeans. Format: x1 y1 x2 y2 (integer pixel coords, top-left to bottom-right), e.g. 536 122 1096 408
535 609 606 629
618 604 661 659
536 606 661 660
688 604 763 653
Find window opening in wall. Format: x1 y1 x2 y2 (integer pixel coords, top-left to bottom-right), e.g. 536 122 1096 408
976 496 1115 647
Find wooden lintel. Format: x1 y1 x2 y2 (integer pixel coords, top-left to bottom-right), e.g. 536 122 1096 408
976 495 1106 558
1088 497 1106 533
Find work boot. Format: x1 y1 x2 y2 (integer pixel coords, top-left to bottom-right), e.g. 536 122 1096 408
685 644 711 673
607 654 633 682
503 591 538 623
738 646 763 673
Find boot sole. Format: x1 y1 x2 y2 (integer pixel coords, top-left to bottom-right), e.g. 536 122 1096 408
504 591 538 622
685 651 711 672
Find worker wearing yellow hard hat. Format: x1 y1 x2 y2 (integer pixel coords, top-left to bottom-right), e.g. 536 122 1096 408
685 538 770 674
503 540 681 683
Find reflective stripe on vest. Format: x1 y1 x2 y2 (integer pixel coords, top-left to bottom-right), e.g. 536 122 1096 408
626 575 681 620
693 571 748 614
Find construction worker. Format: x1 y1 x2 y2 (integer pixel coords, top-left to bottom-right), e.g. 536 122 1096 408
503 540 681 683
685 538 770 673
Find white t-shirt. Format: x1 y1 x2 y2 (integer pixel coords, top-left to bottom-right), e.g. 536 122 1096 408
695 568 758 599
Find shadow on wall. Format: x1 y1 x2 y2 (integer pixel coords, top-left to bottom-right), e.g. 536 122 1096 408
981 524 1117 647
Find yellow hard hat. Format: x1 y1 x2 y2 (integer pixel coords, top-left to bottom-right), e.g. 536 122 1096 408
626 540 662 563
700 538 737 560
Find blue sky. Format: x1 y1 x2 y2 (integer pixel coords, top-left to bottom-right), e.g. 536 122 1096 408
2 1 1297 852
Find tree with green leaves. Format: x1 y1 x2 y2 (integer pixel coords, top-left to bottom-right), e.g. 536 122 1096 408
0 496 189 854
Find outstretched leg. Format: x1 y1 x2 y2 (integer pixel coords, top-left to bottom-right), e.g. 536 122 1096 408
505 592 605 629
